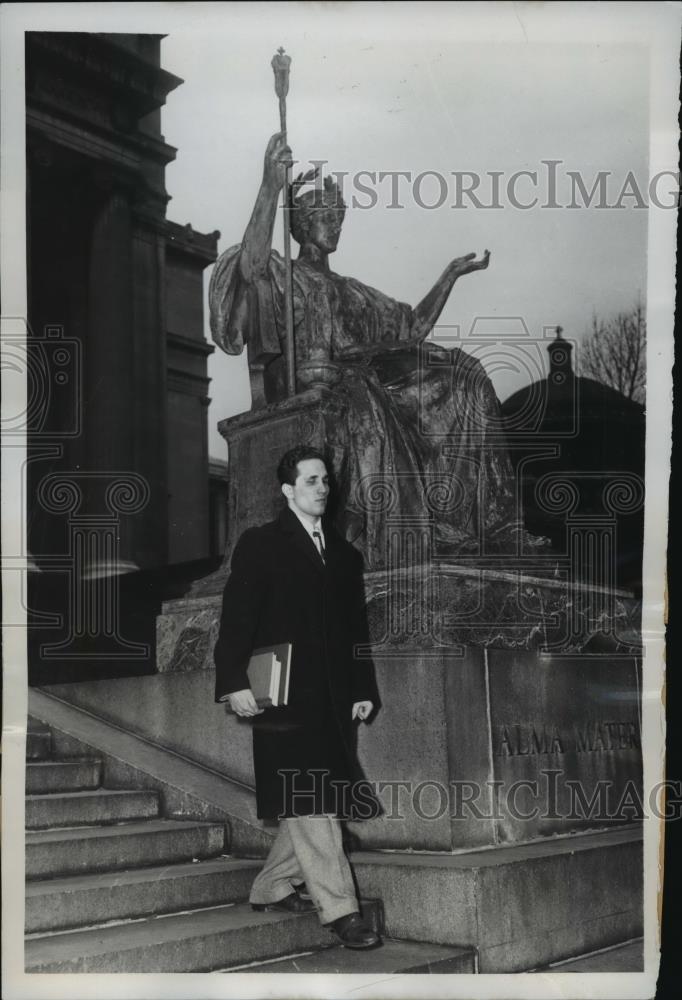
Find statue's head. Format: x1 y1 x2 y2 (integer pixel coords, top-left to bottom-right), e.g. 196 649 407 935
290 174 346 253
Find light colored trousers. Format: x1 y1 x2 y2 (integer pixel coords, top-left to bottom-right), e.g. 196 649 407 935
249 815 359 925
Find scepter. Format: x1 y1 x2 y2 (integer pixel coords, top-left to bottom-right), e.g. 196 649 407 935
271 47 296 397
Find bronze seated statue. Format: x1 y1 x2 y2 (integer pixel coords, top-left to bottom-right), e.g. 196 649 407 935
210 134 544 567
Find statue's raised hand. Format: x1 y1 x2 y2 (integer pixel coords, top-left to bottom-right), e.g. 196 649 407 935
262 132 292 193
450 250 491 278
411 250 491 340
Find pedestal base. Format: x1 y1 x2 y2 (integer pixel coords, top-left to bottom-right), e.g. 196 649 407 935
352 826 642 972
64 596 646 853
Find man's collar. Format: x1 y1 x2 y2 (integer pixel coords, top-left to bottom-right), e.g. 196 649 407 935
277 505 330 537
288 504 322 536
276 506 327 574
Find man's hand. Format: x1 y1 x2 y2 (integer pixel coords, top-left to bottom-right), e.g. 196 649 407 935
227 688 264 718
352 701 373 721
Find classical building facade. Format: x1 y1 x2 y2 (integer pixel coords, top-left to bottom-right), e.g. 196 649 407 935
26 32 219 680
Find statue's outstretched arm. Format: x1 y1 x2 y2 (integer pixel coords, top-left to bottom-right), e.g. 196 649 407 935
411 251 490 341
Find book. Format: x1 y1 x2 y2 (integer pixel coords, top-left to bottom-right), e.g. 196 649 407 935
246 643 292 708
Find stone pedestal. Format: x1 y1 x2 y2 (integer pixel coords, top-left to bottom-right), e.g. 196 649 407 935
156 561 641 852
348 645 641 851
190 389 341 597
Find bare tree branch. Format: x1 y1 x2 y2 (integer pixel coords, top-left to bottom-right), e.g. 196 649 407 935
577 300 646 403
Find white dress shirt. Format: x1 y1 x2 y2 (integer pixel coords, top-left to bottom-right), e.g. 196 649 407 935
290 506 325 557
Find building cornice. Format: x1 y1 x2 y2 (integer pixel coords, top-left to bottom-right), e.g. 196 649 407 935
150 217 220 264
26 32 183 120
167 332 215 357
27 108 178 176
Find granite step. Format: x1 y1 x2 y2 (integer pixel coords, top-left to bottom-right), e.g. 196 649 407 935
26 758 102 794
28 717 52 733
536 938 644 972
25 898 383 973
25 856 261 933
26 818 227 880
26 729 52 760
27 691 273 857
225 938 477 974
26 789 160 830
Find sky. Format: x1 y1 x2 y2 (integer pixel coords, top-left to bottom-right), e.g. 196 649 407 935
157 6 650 460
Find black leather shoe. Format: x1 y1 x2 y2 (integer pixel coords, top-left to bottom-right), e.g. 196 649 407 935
329 912 382 949
251 891 316 914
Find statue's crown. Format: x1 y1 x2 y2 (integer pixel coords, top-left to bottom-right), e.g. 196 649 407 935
290 168 345 211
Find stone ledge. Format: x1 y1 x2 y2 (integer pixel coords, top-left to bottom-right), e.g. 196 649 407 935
351 824 640 868
158 562 641 673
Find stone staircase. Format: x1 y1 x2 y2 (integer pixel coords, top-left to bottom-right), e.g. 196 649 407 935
24 718 476 974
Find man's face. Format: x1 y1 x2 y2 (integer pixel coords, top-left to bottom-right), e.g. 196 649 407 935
283 459 329 521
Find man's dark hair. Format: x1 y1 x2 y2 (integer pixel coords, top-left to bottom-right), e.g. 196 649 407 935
277 445 327 486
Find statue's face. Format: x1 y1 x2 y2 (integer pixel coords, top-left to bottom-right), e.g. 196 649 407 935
304 203 345 254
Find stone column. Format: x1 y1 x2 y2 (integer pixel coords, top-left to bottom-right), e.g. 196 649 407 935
127 224 169 569
86 186 138 573
36 472 150 660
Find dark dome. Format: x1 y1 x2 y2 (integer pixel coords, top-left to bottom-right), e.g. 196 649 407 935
503 374 644 425
499 328 645 591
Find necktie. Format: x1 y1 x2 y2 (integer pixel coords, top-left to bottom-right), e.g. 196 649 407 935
312 530 325 564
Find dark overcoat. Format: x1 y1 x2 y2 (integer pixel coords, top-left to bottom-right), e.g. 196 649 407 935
214 506 378 820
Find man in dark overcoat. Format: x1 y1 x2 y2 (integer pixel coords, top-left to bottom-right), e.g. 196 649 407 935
214 445 381 949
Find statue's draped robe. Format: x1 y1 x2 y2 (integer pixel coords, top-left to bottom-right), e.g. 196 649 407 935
210 246 522 566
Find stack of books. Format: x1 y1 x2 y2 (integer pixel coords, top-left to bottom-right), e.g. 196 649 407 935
245 642 292 708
